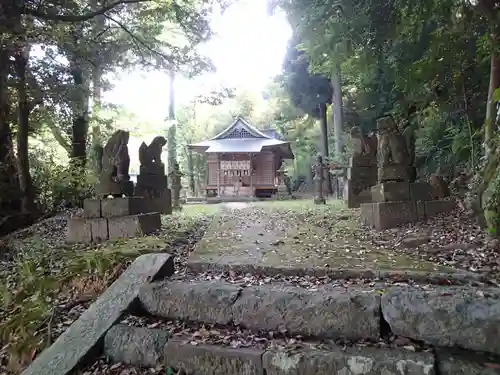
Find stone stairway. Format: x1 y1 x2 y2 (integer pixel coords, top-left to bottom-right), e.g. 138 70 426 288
101 275 500 375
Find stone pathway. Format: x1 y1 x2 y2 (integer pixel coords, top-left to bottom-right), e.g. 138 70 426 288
187 201 464 278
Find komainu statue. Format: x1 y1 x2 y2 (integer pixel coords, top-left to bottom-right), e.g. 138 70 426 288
95 130 133 196
350 126 377 157
138 136 167 170
376 115 413 182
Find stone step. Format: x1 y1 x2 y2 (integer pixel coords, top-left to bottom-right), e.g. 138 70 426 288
138 280 381 341
103 323 500 375
138 280 500 356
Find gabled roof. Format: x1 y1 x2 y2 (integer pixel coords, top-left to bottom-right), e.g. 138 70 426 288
188 117 294 158
210 117 271 140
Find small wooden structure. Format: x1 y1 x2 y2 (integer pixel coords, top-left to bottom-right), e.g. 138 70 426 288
189 117 294 198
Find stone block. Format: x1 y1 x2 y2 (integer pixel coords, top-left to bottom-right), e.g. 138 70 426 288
425 200 455 217
410 182 433 202
364 201 416 230
360 203 375 226
139 163 165 176
66 217 92 243
349 155 377 167
139 280 240 325
415 201 426 220
96 180 134 197
382 286 500 355
371 181 410 202
104 324 170 368
232 285 380 340
164 339 264 375
108 212 161 239
435 350 500 375
140 281 380 341
378 165 412 182
263 347 435 375
21 253 175 375
90 218 108 242
83 199 101 218
101 197 145 218
137 174 168 188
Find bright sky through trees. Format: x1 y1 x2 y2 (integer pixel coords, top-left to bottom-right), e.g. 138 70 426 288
103 0 292 123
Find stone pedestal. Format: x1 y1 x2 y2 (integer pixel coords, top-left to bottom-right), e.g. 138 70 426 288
171 184 182 211
134 164 172 215
371 182 410 202
96 180 134 197
67 197 161 243
345 156 377 208
378 165 415 182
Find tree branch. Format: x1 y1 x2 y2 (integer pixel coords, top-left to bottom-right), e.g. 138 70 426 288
103 14 175 67
22 0 151 22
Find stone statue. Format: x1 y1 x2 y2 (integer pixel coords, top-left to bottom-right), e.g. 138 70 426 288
169 162 184 211
377 116 412 182
377 116 411 165
313 154 326 204
96 130 133 196
138 136 167 169
400 120 416 167
350 126 377 157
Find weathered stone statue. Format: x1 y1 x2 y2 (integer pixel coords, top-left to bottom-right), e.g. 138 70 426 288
96 130 134 197
313 154 326 204
138 136 167 173
376 115 412 182
350 126 377 159
135 136 171 214
169 161 184 211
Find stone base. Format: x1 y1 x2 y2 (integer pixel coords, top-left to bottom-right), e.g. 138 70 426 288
371 182 410 202
378 165 415 182
67 213 161 243
349 155 377 167
136 174 168 189
108 213 161 239
96 180 134 197
137 188 172 215
361 200 455 230
84 197 146 219
345 181 372 208
345 166 377 208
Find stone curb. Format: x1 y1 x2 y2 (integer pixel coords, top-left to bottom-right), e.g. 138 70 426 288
103 325 500 375
186 260 489 285
103 325 438 375
139 280 380 341
139 280 500 356
21 253 175 375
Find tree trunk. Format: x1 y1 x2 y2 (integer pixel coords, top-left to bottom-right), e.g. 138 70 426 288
70 58 90 168
14 46 36 213
167 70 177 175
319 102 333 194
484 53 500 158
0 47 22 212
331 59 344 159
187 146 195 195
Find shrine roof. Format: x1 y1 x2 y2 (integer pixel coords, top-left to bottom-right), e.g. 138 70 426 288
188 117 294 158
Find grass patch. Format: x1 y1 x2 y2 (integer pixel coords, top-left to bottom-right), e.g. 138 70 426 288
0 207 218 371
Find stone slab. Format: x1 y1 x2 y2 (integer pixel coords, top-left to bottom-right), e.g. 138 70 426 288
21 253 175 375
361 201 416 229
139 280 241 325
139 281 380 340
371 181 410 202
410 182 433 202
66 217 92 243
435 350 500 375
382 286 500 355
263 347 435 375
164 339 264 375
83 199 101 218
378 165 413 182
101 197 146 218
108 213 161 239
91 217 108 242
104 324 170 368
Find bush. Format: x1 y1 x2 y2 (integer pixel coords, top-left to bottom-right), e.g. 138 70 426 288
29 146 96 211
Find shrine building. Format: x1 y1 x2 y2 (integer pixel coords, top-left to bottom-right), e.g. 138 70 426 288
188 117 294 198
